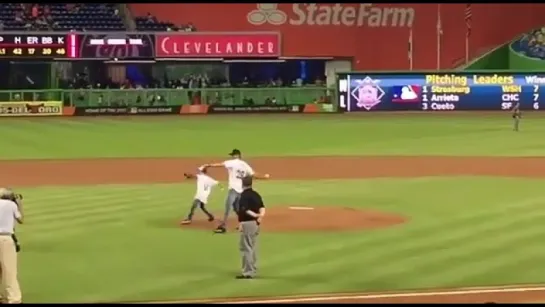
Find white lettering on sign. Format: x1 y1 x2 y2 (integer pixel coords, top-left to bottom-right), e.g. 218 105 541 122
157 35 278 57
107 39 127 45
90 39 105 45
41 36 53 44
27 36 38 44
247 3 414 27
128 39 143 45
525 76 545 84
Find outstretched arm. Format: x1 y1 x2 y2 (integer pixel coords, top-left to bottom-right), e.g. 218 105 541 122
183 173 196 180
253 172 270 179
202 163 224 168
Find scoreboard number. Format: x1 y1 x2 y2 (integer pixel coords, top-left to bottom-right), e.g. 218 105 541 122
339 79 348 92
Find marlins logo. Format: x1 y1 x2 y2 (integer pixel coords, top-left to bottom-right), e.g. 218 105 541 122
351 76 385 111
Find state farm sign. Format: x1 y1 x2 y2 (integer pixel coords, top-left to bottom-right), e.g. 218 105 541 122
155 33 280 58
247 4 415 27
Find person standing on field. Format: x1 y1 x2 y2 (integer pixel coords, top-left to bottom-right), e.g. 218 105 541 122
202 149 269 234
0 188 23 303
179 166 220 225
512 101 521 131
235 175 265 279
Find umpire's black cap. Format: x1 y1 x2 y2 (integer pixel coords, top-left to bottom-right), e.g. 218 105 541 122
229 149 242 156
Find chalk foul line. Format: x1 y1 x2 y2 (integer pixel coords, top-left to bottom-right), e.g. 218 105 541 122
133 284 545 304
223 286 545 304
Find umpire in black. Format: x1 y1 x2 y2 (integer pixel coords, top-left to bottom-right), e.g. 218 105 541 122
235 175 265 279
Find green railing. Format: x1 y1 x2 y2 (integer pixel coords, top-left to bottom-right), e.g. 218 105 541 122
0 87 335 107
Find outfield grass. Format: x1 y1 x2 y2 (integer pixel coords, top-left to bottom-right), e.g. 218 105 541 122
1 113 545 159
5 114 545 302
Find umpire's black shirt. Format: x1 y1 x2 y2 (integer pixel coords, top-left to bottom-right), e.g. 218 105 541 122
237 188 264 222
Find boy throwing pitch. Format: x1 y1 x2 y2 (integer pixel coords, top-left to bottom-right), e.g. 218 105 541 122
202 149 270 234
180 166 220 225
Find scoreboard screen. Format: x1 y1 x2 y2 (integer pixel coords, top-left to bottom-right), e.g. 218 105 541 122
78 33 155 59
0 33 74 58
337 72 545 112
0 32 155 60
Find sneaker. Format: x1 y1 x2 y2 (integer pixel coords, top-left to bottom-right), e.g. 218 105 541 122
180 219 192 225
213 226 226 234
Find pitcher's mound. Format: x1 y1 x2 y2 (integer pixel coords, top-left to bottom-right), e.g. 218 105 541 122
180 206 407 232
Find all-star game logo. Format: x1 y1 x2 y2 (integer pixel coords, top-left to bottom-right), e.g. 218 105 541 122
351 76 385 111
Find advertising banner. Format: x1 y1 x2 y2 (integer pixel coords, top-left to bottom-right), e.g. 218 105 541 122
75 106 181 116
302 103 336 113
179 104 335 114
336 71 543 112
155 32 280 58
78 33 155 59
0 101 63 116
206 104 303 113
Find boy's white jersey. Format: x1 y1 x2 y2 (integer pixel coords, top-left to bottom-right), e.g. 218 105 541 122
222 158 255 193
195 173 219 203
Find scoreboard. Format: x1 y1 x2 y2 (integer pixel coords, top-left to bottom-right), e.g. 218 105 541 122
0 33 73 58
337 72 545 112
0 32 154 60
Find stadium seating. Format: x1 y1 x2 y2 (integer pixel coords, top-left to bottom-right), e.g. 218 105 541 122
134 16 174 32
0 3 125 31
512 28 545 59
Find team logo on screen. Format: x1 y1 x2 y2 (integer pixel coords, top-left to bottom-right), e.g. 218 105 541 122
391 85 421 103
351 76 385 110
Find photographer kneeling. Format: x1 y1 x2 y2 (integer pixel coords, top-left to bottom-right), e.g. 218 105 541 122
0 188 23 303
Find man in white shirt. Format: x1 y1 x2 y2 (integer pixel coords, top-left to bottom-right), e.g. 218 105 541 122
180 167 219 225
0 188 23 304
203 149 270 234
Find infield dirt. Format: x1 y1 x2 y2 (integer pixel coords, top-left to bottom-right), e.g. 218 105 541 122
2 155 545 303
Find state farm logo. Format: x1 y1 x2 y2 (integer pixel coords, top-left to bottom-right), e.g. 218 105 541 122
247 4 287 26
247 3 414 27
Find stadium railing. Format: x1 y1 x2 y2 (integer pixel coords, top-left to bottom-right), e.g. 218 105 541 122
0 87 335 107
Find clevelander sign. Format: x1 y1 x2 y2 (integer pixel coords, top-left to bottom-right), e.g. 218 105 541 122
247 3 414 27
155 33 280 57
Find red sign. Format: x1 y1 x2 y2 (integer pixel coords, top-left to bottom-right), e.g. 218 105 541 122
155 33 280 58
133 3 545 69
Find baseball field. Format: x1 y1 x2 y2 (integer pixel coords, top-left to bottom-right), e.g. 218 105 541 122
4 113 545 303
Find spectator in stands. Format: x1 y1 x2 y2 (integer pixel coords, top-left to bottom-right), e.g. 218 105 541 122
65 3 75 13
241 77 250 87
146 12 156 24
31 4 38 19
179 22 196 32
14 11 24 23
516 28 545 59
43 5 50 16
35 16 47 27
0 21 4 31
